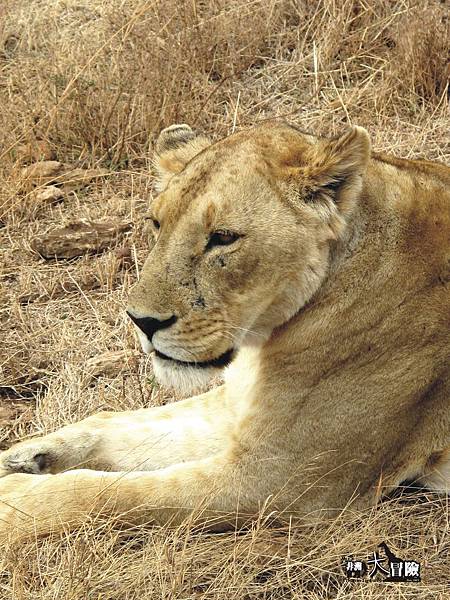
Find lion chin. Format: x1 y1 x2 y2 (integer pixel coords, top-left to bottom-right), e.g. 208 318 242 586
151 351 231 396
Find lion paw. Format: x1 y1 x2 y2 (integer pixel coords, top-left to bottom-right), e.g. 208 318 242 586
0 441 56 477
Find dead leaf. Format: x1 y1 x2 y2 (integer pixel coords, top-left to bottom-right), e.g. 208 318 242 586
31 219 133 259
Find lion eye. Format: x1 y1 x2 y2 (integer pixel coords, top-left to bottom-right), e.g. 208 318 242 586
206 230 239 250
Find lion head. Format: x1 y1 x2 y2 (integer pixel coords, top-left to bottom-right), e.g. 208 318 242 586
127 121 370 393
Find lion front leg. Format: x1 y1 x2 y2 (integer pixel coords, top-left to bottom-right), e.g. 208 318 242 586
0 454 259 540
0 386 234 477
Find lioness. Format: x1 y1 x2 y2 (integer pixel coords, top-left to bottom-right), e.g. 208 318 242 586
0 121 449 539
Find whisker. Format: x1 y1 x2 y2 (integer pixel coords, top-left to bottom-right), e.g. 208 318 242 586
228 323 266 339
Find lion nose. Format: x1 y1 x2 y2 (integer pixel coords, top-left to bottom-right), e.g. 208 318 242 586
126 311 177 342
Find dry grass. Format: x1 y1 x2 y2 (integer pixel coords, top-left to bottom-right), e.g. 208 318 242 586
0 0 449 597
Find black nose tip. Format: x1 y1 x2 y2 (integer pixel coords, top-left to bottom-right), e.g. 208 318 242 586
126 312 177 342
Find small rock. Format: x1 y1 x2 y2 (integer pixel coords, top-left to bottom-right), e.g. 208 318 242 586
84 350 140 379
32 185 64 204
31 219 133 259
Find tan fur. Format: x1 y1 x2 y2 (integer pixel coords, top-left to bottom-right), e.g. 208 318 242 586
0 121 448 540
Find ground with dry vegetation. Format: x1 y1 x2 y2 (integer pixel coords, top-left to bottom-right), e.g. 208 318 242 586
0 0 449 598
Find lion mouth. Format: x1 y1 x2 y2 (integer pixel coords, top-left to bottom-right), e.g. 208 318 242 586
154 347 234 369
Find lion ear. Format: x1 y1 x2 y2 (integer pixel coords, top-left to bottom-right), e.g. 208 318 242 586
153 124 211 192
305 126 371 210
290 126 370 238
